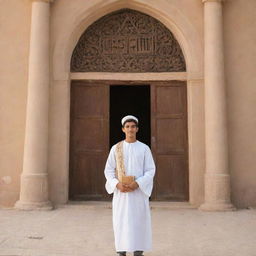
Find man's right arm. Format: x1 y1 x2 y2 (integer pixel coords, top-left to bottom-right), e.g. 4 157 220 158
104 146 119 194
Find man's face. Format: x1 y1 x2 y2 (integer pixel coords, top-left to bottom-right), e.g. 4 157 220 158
122 121 138 138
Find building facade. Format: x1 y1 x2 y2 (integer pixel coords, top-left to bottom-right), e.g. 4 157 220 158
0 0 255 210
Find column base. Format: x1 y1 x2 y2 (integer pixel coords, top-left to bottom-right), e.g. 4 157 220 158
15 200 53 211
199 202 236 211
200 172 236 211
16 173 53 210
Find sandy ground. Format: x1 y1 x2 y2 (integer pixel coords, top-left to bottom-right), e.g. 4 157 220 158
0 202 256 256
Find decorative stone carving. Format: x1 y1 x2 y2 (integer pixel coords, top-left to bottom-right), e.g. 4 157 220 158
71 9 186 72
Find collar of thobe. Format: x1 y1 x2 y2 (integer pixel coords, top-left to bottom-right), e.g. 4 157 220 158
124 140 138 144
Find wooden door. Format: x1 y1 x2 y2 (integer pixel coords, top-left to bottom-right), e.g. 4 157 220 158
69 81 109 200
69 80 188 201
151 81 189 201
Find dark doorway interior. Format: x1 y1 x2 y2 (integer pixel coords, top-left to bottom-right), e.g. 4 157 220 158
110 85 150 148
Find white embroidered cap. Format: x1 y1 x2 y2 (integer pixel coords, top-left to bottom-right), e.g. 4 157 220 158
121 115 139 126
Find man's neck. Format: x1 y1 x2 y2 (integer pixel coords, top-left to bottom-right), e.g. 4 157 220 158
125 137 137 143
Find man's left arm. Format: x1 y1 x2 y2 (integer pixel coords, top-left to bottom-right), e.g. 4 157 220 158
133 146 156 197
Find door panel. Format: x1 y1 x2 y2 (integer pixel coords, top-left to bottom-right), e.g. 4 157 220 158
156 118 185 153
156 86 184 115
69 81 109 200
73 118 106 150
151 81 189 201
156 155 187 200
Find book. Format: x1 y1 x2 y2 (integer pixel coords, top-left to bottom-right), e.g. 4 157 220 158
121 175 135 185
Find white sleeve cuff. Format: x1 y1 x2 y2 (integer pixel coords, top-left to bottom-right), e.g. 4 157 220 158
105 178 119 194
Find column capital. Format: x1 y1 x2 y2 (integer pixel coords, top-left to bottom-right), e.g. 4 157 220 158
202 0 225 3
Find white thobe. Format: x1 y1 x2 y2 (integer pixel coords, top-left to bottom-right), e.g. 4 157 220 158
104 140 156 252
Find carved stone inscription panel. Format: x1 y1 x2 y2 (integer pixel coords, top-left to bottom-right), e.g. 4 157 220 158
71 9 186 72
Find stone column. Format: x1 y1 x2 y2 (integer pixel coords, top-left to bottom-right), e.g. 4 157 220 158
15 0 53 210
200 0 235 211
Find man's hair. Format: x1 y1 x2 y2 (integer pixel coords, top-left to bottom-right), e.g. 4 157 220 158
122 119 138 128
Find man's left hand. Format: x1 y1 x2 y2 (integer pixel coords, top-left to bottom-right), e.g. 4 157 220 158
127 181 139 191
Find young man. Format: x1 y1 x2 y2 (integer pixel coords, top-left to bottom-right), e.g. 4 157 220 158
104 115 156 256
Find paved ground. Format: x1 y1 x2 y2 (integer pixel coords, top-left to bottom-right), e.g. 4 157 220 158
0 202 256 256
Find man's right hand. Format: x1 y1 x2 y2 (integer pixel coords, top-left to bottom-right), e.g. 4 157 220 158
116 182 133 192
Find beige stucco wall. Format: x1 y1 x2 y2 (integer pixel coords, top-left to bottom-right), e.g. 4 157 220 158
0 0 255 209
224 0 256 208
0 0 31 207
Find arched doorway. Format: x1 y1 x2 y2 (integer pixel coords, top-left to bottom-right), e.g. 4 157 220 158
68 9 188 201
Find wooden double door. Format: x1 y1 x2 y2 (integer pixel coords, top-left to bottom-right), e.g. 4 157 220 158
69 80 189 201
